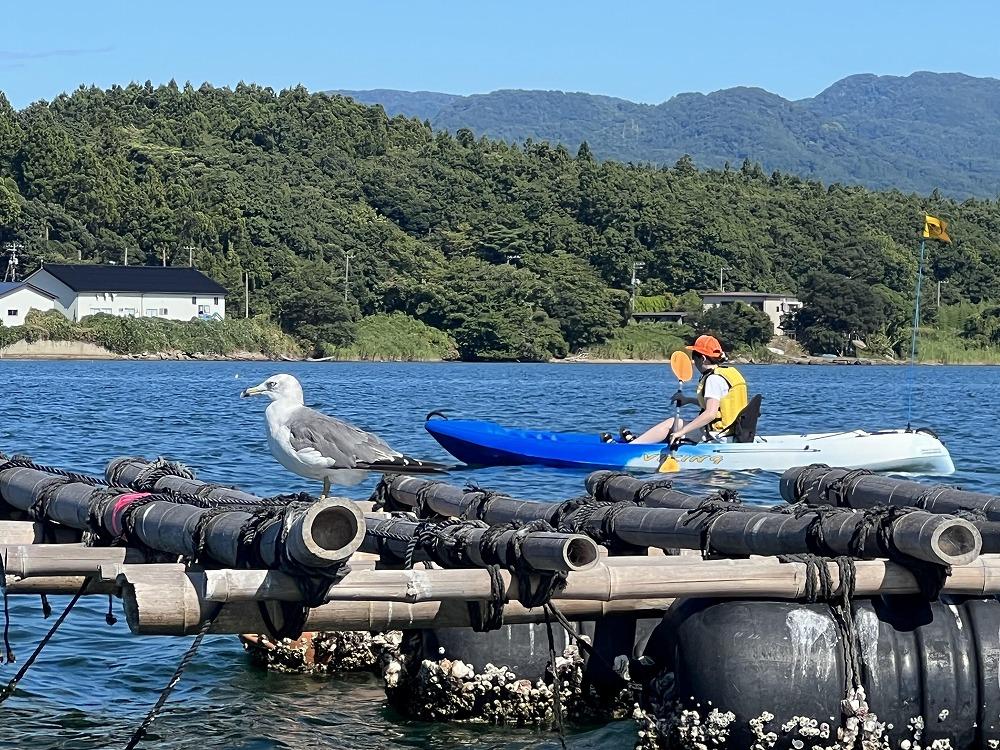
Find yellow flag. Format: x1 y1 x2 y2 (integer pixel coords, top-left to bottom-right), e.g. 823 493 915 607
923 215 951 243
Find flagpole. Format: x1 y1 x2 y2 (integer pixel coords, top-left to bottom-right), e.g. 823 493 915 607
905 238 926 431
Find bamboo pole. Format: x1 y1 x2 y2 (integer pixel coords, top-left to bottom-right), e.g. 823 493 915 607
320 556 1000 603
0 466 365 569
0 521 81 545
379 476 981 566
118 565 677 635
360 515 599 572
0 544 140 578
119 556 1000 634
4 575 115 595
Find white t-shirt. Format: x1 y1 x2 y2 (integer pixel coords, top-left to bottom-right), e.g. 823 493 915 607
702 372 731 403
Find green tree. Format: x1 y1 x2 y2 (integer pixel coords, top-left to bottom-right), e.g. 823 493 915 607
693 302 774 351
789 271 894 354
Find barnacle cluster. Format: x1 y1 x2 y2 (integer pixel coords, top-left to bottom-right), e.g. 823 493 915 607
383 640 631 725
631 679 957 750
240 630 402 674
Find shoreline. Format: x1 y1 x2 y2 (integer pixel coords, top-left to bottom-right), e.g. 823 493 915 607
2 352 998 366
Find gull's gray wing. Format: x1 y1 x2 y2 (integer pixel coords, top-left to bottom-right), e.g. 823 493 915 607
285 406 447 473
286 407 400 468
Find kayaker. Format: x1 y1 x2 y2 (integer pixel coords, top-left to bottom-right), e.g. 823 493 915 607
631 334 748 446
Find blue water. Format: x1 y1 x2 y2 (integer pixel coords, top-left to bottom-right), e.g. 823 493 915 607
0 361 995 749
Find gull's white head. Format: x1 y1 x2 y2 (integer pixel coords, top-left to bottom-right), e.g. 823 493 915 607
240 373 304 404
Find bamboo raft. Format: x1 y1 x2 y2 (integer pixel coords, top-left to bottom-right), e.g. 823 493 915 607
1 454 998 749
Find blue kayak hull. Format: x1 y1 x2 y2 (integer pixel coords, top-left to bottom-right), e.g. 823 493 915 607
424 419 956 475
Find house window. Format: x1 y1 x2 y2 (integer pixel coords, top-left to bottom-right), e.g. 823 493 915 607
146 308 158 317
161 308 168 315
198 305 210 315
192 296 197 305
7 309 17 317
120 308 136 317
214 297 219 305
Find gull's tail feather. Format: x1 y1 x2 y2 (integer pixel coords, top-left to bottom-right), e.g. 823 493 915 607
356 455 450 475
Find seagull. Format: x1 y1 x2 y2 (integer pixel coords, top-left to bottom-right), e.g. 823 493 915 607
241 373 446 495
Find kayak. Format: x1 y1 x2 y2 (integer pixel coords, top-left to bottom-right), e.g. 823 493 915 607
424 418 956 475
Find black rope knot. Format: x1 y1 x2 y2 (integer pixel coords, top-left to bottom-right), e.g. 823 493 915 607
681 496 744 557
588 471 634 503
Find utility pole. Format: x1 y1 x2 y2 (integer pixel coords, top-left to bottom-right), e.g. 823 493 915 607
630 261 645 312
719 266 732 293
162 247 167 267
2 242 23 282
124 247 129 266
184 245 196 267
343 248 355 303
244 272 250 318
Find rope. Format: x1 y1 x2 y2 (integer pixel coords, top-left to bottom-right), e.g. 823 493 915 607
587 471 634 503
0 552 12 663
233 505 349 640
188 508 228 563
635 478 675 502
123 603 223 750
127 457 196 492
468 565 507 633
0 581 87 704
543 606 569 750
824 469 873 507
680 496 745 557
0 455 105 487
777 554 864 699
460 484 506 521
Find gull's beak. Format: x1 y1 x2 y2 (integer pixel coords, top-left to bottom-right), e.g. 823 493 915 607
241 384 266 398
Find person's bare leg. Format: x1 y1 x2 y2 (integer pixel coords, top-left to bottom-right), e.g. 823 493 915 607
633 417 684 444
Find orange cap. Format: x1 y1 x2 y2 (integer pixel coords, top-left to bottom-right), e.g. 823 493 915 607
686 334 724 358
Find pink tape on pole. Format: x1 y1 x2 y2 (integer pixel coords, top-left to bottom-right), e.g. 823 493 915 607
110 492 152 536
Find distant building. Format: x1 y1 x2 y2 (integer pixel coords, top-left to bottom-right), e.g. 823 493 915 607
24 265 228 323
631 311 690 325
700 291 801 335
0 282 57 326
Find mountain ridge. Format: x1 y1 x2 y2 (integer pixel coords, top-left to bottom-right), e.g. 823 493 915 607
334 72 1000 196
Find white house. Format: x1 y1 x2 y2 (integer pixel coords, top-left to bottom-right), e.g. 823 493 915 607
700 291 802 335
24 264 228 322
0 282 57 326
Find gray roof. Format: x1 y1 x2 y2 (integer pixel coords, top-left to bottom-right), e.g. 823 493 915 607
35 264 227 295
0 282 57 300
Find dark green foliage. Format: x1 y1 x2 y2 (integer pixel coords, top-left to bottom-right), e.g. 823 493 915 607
788 272 901 355
694 302 774 351
1 81 998 360
961 306 1000 347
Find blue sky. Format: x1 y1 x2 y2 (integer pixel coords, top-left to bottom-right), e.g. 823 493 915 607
2 0 997 108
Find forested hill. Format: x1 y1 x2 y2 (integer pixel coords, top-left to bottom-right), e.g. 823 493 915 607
337 72 1000 198
0 82 997 360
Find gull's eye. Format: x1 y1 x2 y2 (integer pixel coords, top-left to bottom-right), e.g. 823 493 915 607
266 381 276 389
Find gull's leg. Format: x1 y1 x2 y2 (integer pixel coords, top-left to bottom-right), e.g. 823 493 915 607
320 476 331 501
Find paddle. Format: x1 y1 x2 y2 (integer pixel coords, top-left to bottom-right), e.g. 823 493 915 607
658 350 694 473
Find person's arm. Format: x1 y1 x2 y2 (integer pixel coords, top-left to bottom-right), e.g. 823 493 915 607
672 398 719 441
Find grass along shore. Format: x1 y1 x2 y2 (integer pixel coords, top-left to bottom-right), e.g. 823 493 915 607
3 313 999 365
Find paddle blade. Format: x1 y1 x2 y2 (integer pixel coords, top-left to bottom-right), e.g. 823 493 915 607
658 455 680 473
670 350 693 383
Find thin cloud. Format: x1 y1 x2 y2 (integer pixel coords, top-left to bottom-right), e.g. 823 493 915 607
0 46 113 61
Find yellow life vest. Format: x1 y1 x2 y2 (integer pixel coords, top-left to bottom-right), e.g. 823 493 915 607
696 365 748 432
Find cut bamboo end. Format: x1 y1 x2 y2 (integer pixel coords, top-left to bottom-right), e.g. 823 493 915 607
564 536 600 571
288 498 366 566
931 519 981 566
